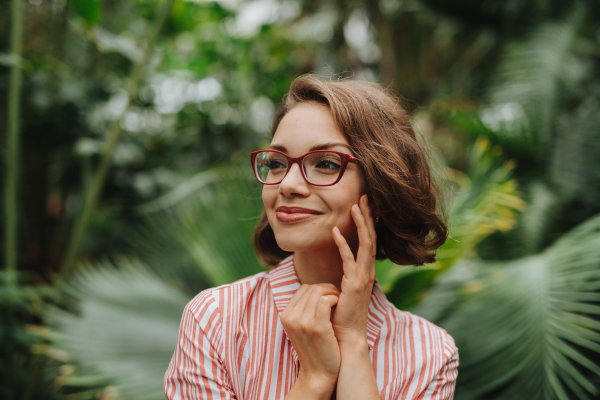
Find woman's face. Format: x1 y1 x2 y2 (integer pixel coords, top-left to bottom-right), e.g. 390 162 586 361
262 102 367 253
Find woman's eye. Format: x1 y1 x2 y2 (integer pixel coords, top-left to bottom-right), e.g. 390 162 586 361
316 159 341 170
268 160 286 170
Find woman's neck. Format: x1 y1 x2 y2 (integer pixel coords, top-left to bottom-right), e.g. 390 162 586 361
292 232 359 293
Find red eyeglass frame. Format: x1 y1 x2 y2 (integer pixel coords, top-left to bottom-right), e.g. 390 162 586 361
250 149 363 187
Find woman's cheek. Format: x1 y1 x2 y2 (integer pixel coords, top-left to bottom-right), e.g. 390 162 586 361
335 208 357 237
262 188 276 221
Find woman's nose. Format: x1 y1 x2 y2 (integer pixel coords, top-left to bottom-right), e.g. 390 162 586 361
278 163 310 197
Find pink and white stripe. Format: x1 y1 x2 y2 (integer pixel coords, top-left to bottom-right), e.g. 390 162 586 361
165 255 458 399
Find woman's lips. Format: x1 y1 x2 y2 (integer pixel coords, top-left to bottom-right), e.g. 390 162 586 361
276 211 321 223
275 207 323 223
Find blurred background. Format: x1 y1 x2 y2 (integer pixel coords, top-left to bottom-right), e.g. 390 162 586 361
1 0 600 398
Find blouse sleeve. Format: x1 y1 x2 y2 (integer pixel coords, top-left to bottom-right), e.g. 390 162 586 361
164 291 236 400
420 332 459 400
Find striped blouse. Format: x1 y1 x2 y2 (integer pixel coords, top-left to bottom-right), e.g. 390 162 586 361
164 255 459 400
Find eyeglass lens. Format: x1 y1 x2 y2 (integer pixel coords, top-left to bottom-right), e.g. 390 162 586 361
254 151 343 185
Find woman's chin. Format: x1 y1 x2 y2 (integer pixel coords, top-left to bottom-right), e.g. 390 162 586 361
274 234 334 253
276 241 313 253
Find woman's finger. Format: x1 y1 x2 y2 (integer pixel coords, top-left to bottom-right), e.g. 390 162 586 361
312 283 341 297
304 288 338 319
360 195 377 256
315 295 338 324
287 284 339 314
322 294 339 307
332 226 358 278
286 284 313 313
351 203 374 268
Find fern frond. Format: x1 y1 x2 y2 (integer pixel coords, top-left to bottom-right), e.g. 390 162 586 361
414 212 600 399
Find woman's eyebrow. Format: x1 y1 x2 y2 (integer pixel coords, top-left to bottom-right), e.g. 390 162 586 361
309 142 353 152
267 142 353 152
268 144 287 152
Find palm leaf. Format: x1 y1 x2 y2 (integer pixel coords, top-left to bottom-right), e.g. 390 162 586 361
551 86 600 219
0 271 60 400
413 212 600 399
484 4 587 158
49 258 188 400
122 164 266 293
513 180 572 257
49 165 268 399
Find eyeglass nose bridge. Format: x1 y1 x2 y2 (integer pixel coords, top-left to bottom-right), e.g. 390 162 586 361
280 156 309 185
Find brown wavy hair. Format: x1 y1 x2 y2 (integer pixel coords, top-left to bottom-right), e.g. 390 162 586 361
253 74 448 267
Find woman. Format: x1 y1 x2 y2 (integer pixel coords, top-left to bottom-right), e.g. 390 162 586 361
164 75 458 400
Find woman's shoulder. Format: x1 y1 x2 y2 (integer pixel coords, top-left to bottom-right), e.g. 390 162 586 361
386 303 458 359
183 270 272 324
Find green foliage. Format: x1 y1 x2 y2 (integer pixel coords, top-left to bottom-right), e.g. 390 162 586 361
70 0 102 25
49 259 188 399
379 265 439 310
0 272 60 400
516 181 566 256
485 4 588 158
551 85 600 218
48 165 266 398
414 212 600 399
125 164 266 292
379 137 526 308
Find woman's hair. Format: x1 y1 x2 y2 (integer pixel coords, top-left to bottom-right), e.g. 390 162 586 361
253 74 448 267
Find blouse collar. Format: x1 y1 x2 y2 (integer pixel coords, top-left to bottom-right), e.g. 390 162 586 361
268 254 390 351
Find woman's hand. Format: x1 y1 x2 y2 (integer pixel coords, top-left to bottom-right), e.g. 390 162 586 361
331 194 377 346
280 283 341 393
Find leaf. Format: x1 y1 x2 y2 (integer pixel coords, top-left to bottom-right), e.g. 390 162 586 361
123 164 266 292
47 164 271 399
87 27 143 63
384 266 439 310
485 4 587 158
48 258 188 400
378 137 525 308
437 137 525 269
70 0 102 25
413 212 600 399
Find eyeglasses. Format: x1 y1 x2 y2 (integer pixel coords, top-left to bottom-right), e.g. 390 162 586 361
250 150 362 186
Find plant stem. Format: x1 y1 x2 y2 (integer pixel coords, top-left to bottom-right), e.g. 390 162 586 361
3 1 24 396
60 0 176 276
4 0 24 281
